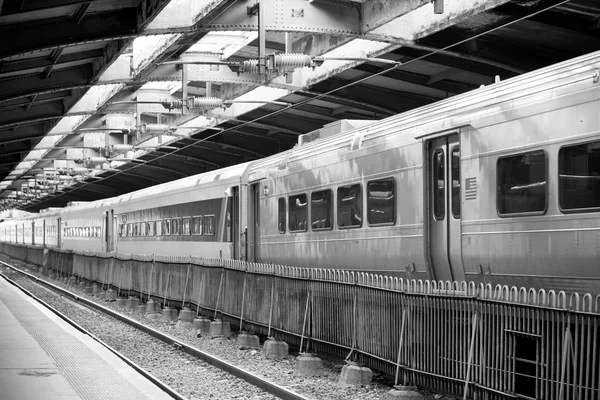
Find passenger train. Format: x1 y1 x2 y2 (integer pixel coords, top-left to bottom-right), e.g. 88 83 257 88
2 51 600 294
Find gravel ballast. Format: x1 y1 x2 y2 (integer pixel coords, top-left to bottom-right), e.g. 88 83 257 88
1 266 459 400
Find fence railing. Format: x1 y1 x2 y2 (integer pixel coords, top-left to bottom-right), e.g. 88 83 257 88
1 242 598 400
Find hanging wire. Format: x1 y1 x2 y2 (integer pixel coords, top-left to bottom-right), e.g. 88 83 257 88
17 0 570 209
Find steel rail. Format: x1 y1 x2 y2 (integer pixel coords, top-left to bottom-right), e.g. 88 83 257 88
0 266 188 400
0 260 311 400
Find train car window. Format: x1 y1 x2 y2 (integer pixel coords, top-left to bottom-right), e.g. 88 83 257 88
119 224 124 237
278 198 286 234
172 218 181 235
192 216 203 235
497 150 547 215
127 223 132 237
337 184 362 229
182 217 191 235
559 141 600 212
140 222 147 237
156 220 163 236
451 148 461 218
148 221 155 236
433 150 445 220
311 190 333 230
163 219 171 236
203 215 215 236
289 194 308 232
133 223 139 237
367 178 396 225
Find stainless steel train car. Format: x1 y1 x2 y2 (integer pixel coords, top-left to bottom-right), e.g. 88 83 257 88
2 50 600 294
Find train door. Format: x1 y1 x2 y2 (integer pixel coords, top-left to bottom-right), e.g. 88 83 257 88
106 210 115 252
57 218 62 248
245 182 261 262
232 187 240 259
428 134 465 282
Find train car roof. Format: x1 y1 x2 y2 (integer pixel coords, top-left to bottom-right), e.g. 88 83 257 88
249 49 600 178
57 161 251 213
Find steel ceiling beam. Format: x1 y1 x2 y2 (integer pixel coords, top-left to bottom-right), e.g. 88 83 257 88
0 9 138 60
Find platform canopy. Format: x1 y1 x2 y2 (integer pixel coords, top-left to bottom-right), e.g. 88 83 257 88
0 0 599 211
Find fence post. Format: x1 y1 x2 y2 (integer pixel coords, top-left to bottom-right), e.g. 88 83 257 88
239 267 248 331
394 307 407 386
182 262 191 307
267 276 276 337
463 311 479 400
213 267 225 319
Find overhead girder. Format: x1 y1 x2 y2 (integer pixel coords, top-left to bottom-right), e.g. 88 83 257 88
177 139 265 159
0 49 104 76
151 150 224 171
0 65 91 102
0 101 65 128
307 78 436 114
0 9 138 60
295 90 396 117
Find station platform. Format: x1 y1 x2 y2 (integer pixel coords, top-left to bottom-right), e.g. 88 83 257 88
0 276 174 400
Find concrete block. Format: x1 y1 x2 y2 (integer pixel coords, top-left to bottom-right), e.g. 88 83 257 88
116 297 127 308
161 307 178 322
178 307 194 322
92 284 103 294
383 386 423 399
294 353 323 377
337 362 373 387
193 317 211 337
126 296 139 310
105 288 117 301
145 299 160 314
84 285 93 294
136 304 146 314
210 319 231 338
263 338 289 359
237 332 260 349
68 276 78 286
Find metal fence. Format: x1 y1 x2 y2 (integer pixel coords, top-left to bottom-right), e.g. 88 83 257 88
1 243 599 400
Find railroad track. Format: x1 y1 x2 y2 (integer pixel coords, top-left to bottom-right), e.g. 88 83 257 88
0 260 311 400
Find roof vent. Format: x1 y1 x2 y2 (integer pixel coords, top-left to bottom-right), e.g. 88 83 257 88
297 120 373 146
66 201 88 207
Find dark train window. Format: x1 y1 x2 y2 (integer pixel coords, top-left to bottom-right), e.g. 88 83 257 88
127 223 132 237
182 217 191 235
337 184 362 229
156 220 162 236
192 216 203 235
289 194 308 232
559 141 600 212
133 223 139 237
367 178 396 225
451 148 460 218
433 149 445 220
497 150 547 215
203 215 215 236
278 198 286 233
148 221 155 236
172 218 181 235
163 219 171 236
140 222 147 237
311 190 332 230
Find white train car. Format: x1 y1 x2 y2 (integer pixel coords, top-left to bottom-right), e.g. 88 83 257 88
248 50 600 293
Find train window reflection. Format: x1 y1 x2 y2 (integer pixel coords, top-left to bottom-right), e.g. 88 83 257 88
311 190 332 230
289 194 308 232
367 178 396 225
163 219 171 236
203 215 215 236
127 223 132 237
156 220 162 236
182 217 191 235
337 184 362 229
192 216 203 235
148 221 155 236
497 150 546 215
140 222 147 237
172 218 181 235
559 141 600 212
452 148 460 219
433 150 445 220
133 223 139 237
278 198 286 233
